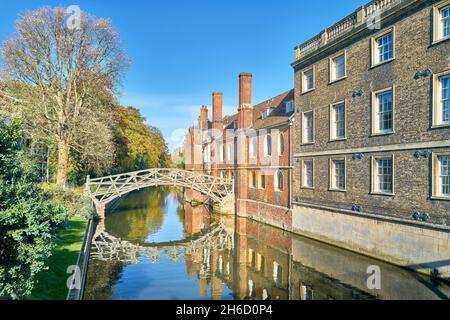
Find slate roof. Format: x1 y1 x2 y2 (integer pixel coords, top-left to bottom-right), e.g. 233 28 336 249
222 89 294 131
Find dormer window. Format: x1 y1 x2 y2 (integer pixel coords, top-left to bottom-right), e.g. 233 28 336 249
285 100 294 113
262 108 274 120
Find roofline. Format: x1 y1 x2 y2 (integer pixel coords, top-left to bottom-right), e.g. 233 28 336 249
291 0 421 68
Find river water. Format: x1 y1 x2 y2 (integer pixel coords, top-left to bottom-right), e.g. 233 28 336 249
84 187 450 300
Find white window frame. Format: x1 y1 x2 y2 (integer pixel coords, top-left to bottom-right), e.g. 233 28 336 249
301 66 315 93
433 1 450 43
249 171 256 189
329 51 347 83
432 71 450 128
227 143 232 163
219 144 224 162
432 152 450 200
329 101 346 141
204 144 211 163
275 170 284 192
302 111 314 144
264 134 272 157
371 87 395 136
371 155 395 195
301 159 314 189
329 158 346 192
258 172 266 190
285 100 294 113
371 28 395 67
250 136 257 159
278 133 285 156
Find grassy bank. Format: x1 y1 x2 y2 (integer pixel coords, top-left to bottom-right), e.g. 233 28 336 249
29 217 87 300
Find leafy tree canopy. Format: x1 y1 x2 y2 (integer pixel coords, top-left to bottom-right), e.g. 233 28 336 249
112 106 172 173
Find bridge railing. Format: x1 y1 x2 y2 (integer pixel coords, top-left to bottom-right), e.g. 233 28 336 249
85 168 234 206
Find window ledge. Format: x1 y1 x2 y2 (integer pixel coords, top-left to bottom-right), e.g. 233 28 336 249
329 76 347 85
430 196 450 202
301 186 315 190
329 138 347 142
370 58 395 70
301 88 316 95
431 123 450 129
370 131 394 137
370 191 395 197
431 36 450 46
301 142 315 146
329 188 347 193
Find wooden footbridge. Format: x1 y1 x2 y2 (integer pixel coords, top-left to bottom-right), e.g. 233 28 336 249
85 168 235 217
91 222 233 265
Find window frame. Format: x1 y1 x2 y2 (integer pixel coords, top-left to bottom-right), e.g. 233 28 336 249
433 1 450 44
371 87 395 136
302 111 315 145
278 132 285 156
371 155 395 196
370 27 395 68
432 70 450 128
275 170 284 192
258 172 266 190
285 100 294 113
329 157 347 192
301 66 315 93
219 144 224 162
301 159 314 189
432 152 450 201
227 143 232 163
249 136 257 159
329 101 347 141
249 171 257 189
264 133 272 157
329 51 347 83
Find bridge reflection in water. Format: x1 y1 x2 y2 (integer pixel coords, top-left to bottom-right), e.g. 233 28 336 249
84 187 450 300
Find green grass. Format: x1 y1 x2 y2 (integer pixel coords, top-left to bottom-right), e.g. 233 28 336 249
29 217 87 300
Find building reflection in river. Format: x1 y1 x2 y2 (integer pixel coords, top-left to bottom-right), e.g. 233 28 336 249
85 188 450 300
181 203 449 300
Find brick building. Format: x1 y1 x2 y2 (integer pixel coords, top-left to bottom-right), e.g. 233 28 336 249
184 73 294 229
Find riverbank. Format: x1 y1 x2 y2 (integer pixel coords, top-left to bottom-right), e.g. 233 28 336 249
29 217 87 300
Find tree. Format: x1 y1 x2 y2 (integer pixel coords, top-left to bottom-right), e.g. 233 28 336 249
0 7 128 187
112 106 172 173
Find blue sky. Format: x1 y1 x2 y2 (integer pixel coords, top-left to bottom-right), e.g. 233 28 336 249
0 0 367 150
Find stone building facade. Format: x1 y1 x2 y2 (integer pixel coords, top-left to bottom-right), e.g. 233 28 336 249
292 0 450 224
291 0 450 278
184 73 294 229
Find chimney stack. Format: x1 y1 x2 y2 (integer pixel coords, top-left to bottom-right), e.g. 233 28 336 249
238 73 253 129
199 105 209 130
212 92 223 132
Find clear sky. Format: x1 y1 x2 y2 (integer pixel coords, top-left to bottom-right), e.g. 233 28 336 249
0 0 367 150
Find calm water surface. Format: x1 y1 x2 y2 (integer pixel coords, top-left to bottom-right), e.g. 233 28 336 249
84 187 450 300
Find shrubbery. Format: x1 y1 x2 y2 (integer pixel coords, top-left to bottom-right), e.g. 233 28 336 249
0 119 70 299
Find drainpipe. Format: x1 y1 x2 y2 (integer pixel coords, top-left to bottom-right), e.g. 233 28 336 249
288 117 295 209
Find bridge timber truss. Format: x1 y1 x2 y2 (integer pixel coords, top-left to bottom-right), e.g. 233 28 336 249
85 168 234 208
91 223 233 265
